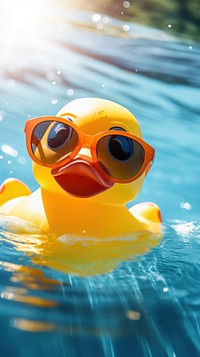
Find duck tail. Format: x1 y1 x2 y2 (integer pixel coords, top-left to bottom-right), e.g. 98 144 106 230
129 202 162 224
0 178 31 206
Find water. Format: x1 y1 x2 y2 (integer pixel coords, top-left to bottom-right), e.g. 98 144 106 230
0 3 200 356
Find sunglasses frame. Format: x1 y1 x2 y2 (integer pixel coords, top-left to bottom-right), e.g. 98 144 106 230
24 116 155 183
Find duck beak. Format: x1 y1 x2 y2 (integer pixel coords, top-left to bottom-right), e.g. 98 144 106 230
51 157 114 198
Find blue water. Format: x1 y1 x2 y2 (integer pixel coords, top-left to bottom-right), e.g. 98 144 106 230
0 4 200 356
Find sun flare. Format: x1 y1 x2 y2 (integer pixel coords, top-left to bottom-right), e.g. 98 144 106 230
0 0 53 50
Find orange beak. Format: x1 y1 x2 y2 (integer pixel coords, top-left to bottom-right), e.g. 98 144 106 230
51 156 114 198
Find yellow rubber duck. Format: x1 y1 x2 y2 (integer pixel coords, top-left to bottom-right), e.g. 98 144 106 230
0 98 162 237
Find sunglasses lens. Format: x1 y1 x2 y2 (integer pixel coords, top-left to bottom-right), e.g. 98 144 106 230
31 120 78 164
97 134 145 180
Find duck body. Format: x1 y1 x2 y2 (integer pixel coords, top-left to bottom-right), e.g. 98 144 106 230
0 184 161 236
0 98 162 237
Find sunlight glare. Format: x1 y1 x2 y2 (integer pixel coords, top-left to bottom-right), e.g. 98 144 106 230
0 0 52 50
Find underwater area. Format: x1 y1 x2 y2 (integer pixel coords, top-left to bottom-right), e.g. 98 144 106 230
0 0 200 356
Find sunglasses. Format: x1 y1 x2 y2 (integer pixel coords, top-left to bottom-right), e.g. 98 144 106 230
24 116 155 184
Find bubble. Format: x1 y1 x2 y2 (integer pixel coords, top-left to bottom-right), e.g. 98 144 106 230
51 98 57 105
123 1 130 9
1 144 18 157
66 89 74 97
123 24 130 32
52 81 56 85
163 287 169 292
168 24 172 28
92 13 101 23
180 202 192 210
57 70 61 75
189 46 192 50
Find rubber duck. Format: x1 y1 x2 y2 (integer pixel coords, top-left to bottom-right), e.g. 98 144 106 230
0 98 162 237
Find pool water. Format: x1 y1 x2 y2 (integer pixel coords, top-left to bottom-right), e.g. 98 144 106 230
0 4 200 356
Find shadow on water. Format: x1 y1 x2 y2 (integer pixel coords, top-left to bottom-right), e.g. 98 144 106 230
0 2 200 356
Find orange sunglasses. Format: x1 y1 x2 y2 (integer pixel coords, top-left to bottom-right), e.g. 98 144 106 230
24 116 155 183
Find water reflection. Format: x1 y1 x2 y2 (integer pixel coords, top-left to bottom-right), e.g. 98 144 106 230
0 222 200 355
0 223 162 276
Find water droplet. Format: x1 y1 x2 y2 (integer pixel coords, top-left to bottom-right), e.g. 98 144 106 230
83 230 86 234
123 24 130 32
101 83 106 88
92 13 101 22
51 98 57 105
66 89 74 97
189 46 192 50
1 144 18 157
123 1 130 9
163 287 168 292
52 81 56 85
168 24 172 28
180 202 192 210
57 70 61 75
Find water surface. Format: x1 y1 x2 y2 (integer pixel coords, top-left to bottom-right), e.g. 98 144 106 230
0 4 200 356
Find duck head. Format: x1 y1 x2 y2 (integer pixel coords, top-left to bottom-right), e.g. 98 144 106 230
32 98 148 205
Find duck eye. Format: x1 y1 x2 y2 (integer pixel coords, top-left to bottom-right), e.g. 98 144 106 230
47 123 72 149
108 126 133 161
108 135 133 161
